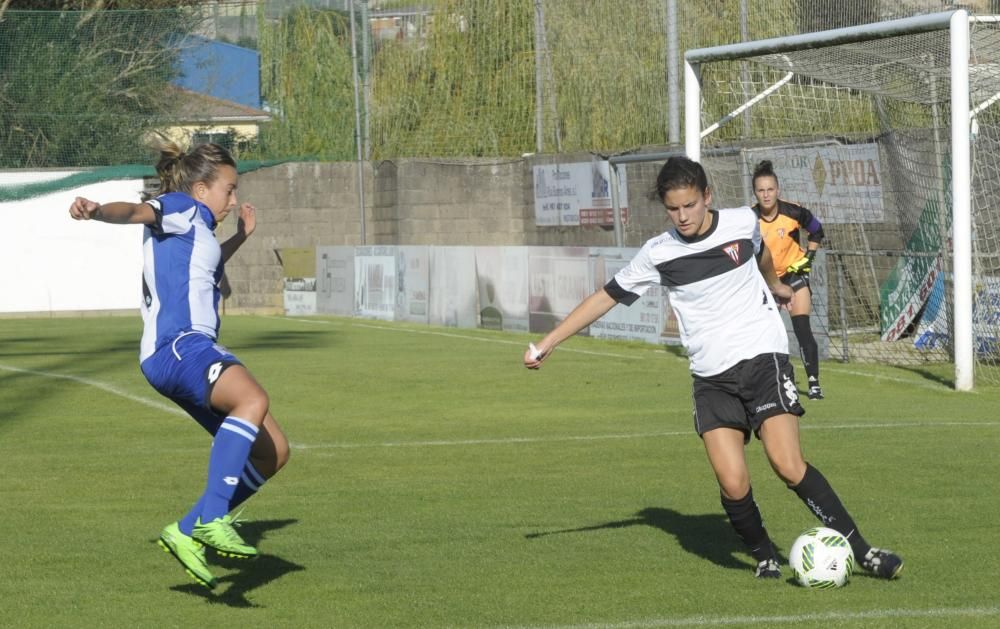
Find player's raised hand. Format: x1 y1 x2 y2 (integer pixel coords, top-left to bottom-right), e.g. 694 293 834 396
236 202 257 238
69 196 101 221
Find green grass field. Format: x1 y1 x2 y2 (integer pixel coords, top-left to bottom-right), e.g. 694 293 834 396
1 314 998 628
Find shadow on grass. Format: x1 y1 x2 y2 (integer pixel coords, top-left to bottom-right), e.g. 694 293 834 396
226 329 336 352
526 507 786 572
897 365 954 389
169 518 304 607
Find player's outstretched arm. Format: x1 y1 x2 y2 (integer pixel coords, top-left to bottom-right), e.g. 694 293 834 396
68 197 156 225
524 288 617 369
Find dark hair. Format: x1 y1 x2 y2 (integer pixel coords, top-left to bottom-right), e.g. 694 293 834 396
654 156 709 201
152 139 237 195
752 159 778 187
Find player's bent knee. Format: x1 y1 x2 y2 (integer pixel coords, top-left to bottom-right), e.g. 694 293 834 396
717 475 751 500
232 391 270 426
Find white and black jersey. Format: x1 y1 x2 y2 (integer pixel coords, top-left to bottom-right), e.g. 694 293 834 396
605 207 788 377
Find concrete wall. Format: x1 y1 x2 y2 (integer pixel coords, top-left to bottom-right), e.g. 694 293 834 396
220 153 675 313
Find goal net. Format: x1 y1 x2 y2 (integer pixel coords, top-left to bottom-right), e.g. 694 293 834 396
686 10 1000 390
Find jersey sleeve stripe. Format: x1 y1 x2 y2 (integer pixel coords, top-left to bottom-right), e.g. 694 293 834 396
604 278 640 305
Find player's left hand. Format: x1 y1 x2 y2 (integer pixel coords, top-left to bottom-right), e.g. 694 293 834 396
786 256 811 275
236 203 257 238
786 250 816 275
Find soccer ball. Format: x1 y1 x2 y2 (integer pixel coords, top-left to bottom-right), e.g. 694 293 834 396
788 527 855 588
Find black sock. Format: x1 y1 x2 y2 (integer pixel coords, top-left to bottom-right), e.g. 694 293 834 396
792 314 819 385
721 488 775 562
790 463 871 558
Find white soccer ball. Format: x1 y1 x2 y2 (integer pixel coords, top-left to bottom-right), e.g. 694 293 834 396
788 527 855 588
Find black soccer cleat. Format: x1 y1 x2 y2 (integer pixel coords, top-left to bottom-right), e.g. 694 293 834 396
754 558 782 579
860 547 903 579
808 385 824 400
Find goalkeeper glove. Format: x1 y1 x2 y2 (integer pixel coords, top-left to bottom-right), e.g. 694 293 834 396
786 249 816 275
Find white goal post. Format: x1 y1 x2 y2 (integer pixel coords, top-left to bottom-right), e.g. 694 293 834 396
684 9 989 391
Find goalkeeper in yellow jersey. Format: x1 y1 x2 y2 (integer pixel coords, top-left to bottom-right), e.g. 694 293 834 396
752 160 826 400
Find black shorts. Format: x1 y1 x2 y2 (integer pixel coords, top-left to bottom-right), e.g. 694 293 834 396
692 353 805 442
781 272 810 292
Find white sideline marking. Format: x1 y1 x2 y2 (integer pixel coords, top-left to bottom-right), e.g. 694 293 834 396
350 322 646 360
0 363 185 416
256 315 652 360
259 315 340 325
500 606 1000 629
289 420 999 451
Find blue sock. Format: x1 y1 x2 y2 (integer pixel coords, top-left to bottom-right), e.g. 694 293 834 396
230 460 267 512
179 496 205 536
178 457 267 535
199 416 259 524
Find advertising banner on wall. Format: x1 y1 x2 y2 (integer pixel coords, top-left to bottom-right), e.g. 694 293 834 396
527 247 591 333
743 143 884 224
532 160 629 227
395 246 430 323
879 199 943 341
586 247 675 345
914 274 1000 356
474 247 530 332
429 247 478 328
281 247 317 316
316 246 355 316
354 246 397 320
395 246 430 324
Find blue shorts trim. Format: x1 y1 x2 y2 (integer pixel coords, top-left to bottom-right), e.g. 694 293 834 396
140 332 242 418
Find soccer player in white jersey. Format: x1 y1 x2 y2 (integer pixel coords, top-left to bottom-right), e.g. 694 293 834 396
524 156 902 580
69 142 289 589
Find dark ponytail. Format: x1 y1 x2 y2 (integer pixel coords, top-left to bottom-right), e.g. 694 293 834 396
752 159 778 187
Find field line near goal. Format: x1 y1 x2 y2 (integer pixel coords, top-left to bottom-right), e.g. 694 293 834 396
499 605 1000 629
290 420 999 451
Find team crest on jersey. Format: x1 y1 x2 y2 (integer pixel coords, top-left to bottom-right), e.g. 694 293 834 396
777 228 786 238
722 242 741 264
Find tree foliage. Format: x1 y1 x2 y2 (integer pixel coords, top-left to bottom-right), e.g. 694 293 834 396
0 8 199 167
256 6 358 161
369 0 536 158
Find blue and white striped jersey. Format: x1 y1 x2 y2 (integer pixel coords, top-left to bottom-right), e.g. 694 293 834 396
139 192 223 362
605 207 788 377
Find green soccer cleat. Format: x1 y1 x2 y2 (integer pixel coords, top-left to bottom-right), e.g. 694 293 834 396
158 522 217 589
193 516 258 559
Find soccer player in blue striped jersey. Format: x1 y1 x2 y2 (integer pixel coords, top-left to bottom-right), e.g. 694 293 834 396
69 142 290 589
524 156 902 581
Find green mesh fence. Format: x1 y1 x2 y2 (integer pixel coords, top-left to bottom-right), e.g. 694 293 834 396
0 0 980 171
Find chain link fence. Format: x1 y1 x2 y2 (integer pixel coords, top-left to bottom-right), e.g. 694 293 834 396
2 0 985 168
